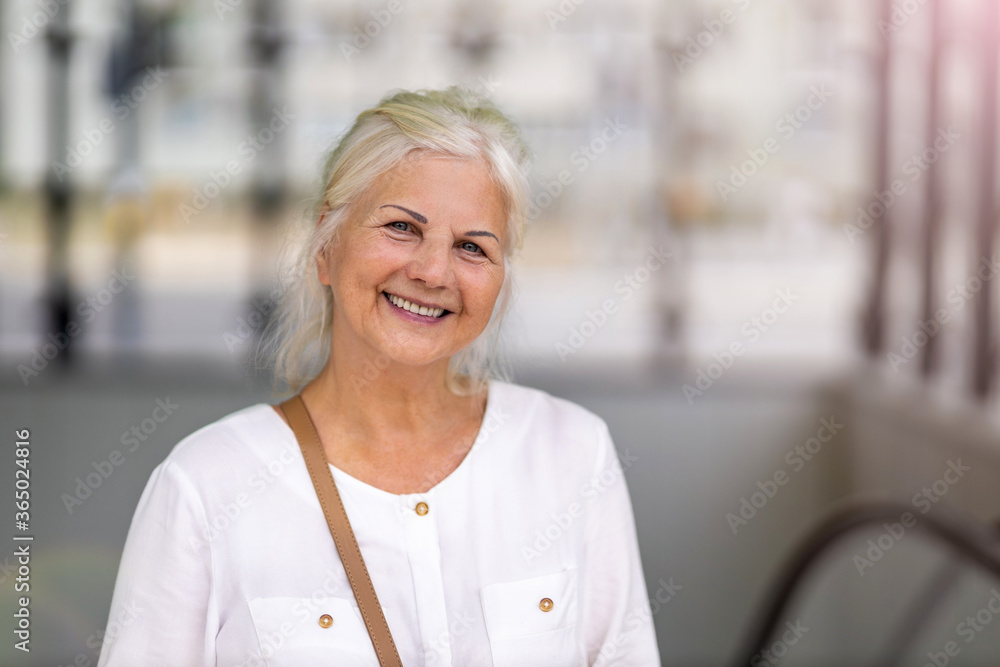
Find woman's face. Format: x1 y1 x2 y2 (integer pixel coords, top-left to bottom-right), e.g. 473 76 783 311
317 154 508 370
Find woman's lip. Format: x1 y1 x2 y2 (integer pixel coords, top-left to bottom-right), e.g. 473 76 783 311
382 291 451 321
382 291 449 312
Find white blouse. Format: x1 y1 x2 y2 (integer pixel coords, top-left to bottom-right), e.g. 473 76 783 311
97 379 660 666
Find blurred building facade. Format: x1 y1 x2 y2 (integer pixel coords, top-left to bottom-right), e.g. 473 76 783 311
1 0 878 375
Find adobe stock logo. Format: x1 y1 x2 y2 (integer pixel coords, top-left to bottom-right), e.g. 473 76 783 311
339 0 407 62
715 85 833 202
672 0 754 72
878 0 930 38
526 117 628 225
843 126 960 244
8 0 69 54
853 459 970 576
683 288 798 404
180 107 295 224
750 619 809 666
18 267 137 385
50 67 168 180
555 244 674 361
520 446 639 563
887 254 999 372
726 416 844 535
61 398 180 514
921 588 1000 667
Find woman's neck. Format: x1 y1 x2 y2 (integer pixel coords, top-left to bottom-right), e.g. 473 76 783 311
298 356 483 453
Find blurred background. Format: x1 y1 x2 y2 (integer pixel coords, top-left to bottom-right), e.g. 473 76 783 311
4 0 1000 664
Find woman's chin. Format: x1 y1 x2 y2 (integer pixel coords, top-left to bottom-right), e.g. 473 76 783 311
367 345 451 369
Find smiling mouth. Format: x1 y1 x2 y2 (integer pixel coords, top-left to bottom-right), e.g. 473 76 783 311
383 292 451 318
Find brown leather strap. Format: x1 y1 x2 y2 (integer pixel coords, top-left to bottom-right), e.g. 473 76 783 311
279 394 403 667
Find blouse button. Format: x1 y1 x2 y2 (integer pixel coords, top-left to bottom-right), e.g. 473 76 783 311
415 501 429 516
539 597 554 612
319 614 333 628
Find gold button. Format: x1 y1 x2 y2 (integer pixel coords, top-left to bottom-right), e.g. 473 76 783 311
415 502 429 516
539 597 554 612
319 614 333 628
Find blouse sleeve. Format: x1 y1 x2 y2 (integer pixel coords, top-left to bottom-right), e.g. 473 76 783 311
97 458 218 667
581 420 662 666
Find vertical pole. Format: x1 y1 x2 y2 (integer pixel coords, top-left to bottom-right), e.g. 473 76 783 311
863 0 895 358
919 0 944 377
249 0 285 219
972 0 1000 398
246 0 286 371
44 1 74 365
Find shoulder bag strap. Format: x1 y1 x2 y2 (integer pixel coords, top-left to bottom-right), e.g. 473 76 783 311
278 394 403 667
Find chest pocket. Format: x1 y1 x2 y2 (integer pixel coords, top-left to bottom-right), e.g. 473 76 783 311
247 596 379 667
480 568 584 667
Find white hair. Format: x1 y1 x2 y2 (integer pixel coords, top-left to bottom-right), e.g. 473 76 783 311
256 86 532 398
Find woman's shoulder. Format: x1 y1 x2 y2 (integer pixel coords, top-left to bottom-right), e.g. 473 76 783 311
493 379 609 430
157 402 288 484
490 380 613 461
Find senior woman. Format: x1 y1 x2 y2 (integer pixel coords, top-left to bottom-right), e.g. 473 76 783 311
98 87 660 666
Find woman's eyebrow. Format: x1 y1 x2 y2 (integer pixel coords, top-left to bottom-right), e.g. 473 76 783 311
465 230 499 243
380 204 426 224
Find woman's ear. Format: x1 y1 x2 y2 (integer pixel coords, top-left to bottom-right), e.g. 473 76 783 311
316 248 331 286
315 232 335 287
316 201 332 229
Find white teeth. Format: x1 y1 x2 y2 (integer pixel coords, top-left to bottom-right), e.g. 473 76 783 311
387 293 444 318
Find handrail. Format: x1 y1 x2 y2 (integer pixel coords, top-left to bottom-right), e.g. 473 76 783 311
732 501 1000 666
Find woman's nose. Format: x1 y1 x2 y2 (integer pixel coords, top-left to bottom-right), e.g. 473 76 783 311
405 238 452 287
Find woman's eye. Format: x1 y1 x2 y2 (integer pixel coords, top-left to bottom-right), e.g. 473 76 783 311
460 241 484 255
389 221 411 232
